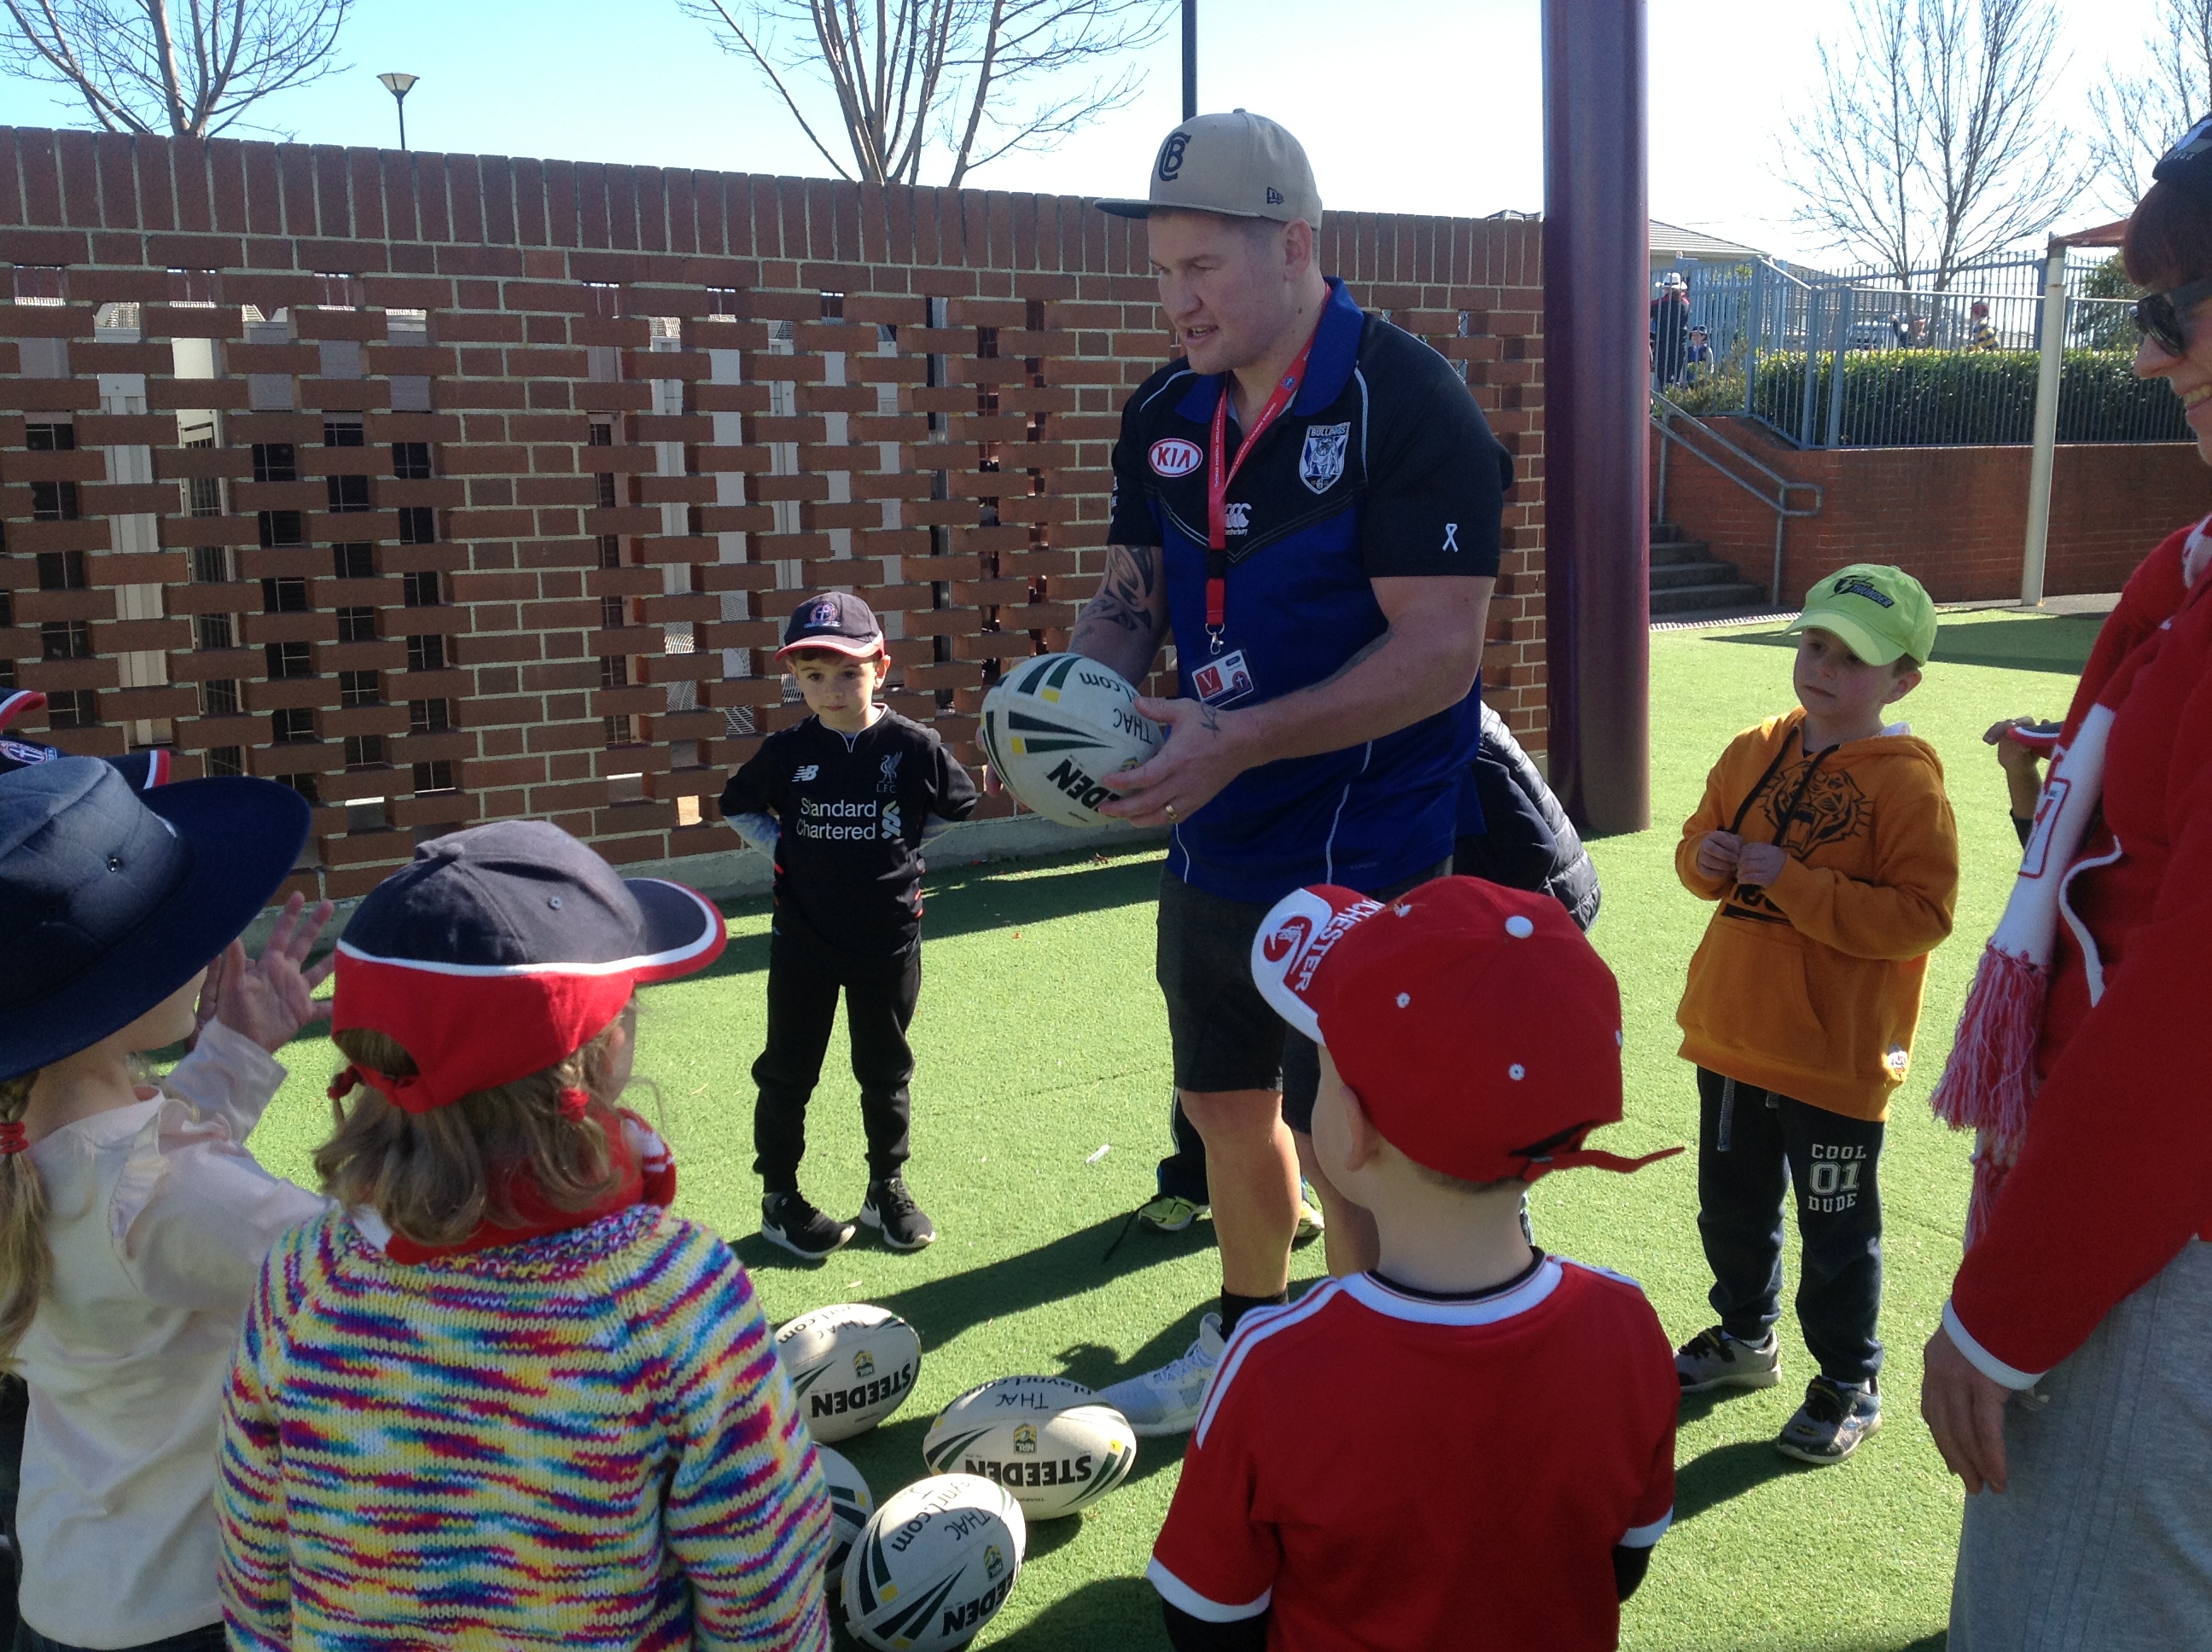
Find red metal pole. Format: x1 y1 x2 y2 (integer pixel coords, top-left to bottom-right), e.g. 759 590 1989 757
1541 0 1650 834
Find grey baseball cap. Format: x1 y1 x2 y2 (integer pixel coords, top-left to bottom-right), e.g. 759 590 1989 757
1097 109 1322 225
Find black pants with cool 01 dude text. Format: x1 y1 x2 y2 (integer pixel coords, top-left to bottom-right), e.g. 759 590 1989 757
1695 1067 1886 1387
753 939 921 1192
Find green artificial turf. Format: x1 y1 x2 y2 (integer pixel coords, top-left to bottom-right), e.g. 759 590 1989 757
236 606 2099 1650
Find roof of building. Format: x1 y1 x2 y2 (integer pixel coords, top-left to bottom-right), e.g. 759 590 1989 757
1481 212 1772 264
1650 218 1769 263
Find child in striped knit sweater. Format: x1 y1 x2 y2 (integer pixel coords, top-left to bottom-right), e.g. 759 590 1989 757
215 821 831 1651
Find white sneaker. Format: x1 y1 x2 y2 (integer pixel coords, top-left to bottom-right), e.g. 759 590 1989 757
1097 1312 1229 1436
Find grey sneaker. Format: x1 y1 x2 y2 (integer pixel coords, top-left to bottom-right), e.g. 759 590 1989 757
1776 1377 1881 1464
1675 1325 1782 1393
1295 1181 1325 1245
1097 1312 1228 1436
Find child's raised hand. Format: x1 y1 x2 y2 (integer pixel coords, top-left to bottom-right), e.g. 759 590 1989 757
1734 843 1788 887
195 893 339 1054
1983 718 2049 777
1983 718 2052 817
1694 831 1743 878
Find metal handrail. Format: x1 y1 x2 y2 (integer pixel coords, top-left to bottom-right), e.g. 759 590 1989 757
1650 392 1823 606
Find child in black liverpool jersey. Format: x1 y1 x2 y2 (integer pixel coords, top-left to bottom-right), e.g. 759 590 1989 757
720 592 979 1259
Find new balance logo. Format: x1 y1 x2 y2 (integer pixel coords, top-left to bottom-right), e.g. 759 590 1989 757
794 765 819 782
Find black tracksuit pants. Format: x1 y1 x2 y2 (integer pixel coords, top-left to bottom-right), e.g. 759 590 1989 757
1695 1066 1885 1387
753 939 920 1191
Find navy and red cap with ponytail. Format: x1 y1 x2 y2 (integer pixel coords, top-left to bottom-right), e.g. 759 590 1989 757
329 819 725 1113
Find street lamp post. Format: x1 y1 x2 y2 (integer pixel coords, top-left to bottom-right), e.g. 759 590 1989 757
1181 0 1196 120
378 73 418 151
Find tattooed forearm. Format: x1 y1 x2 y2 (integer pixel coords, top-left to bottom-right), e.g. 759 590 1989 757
1069 544 1167 681
1111 543 1158 601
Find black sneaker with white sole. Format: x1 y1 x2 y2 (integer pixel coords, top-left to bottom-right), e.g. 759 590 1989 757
760 1190 855 1260
859 1177 937 1250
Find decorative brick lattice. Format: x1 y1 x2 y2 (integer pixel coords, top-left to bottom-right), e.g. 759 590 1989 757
1 127 1545 902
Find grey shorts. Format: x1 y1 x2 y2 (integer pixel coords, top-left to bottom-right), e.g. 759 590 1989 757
1155 861 1447 1134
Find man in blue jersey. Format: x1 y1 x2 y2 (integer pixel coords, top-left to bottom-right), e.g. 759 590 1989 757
1076 111 1511 1434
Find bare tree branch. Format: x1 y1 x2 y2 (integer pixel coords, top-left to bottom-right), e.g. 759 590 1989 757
687 0 856 179
2088 0 2212 213
1780 0 2087 287
947 0 1006 190
0 0 352 138
683 0 1167 187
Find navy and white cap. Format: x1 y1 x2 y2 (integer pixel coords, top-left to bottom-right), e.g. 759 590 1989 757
0 690 172 790
0 758 308 1081
330 819 725 1114
776 590 885 661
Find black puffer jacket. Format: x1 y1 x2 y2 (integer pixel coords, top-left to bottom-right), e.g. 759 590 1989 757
1453 702 1603 932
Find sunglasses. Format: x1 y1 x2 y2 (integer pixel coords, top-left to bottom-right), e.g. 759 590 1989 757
2133 276 2212 358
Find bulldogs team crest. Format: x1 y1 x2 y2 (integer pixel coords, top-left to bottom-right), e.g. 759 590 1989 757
1300 422 1349 494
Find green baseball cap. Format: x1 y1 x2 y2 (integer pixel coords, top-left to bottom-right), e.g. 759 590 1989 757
1785 564 1937 666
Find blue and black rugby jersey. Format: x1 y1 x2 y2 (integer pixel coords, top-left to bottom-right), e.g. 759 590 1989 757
1107 276 1511 905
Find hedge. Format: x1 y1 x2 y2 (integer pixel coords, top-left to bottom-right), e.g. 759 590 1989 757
1668 349 2189 446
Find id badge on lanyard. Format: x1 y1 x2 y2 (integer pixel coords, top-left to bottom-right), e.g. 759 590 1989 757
1204 324 1319 654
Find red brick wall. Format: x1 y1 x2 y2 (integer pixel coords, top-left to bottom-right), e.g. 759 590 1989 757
0 126 1545 902
1655 416 2212 606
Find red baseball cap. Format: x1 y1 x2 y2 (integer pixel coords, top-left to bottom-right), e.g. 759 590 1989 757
1251 877 1680 1184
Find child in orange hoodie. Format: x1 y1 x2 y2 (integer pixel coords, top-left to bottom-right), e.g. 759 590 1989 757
1673 565 1959 1465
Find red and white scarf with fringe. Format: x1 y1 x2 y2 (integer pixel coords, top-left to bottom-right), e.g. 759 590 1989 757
1931 513 2212 1244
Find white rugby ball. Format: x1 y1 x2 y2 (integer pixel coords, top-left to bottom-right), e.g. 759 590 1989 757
980 653 1162 828
842 1473 1026 1651
813 1444 873 1583
776 1304 922 1444
921 1376 1138 1521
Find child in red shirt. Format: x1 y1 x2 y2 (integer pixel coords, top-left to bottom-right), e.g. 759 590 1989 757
1149 877 1680 1652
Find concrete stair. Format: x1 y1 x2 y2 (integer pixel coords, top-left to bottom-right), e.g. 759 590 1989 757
1650 521 1767 617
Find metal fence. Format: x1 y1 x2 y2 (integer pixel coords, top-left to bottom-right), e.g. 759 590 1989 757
1660 254 2189 448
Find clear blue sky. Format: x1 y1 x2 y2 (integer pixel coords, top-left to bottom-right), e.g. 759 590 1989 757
0 0 2129 265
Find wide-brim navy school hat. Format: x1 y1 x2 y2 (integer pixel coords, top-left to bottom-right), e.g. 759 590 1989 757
0 758 310 1082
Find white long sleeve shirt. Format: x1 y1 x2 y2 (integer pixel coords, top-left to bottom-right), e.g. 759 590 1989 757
15 1021 328 1646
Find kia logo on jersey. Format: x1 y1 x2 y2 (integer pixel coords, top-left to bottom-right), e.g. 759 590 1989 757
1149 438 1202 477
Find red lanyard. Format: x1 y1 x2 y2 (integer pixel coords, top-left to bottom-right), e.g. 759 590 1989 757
1204 323 1319 650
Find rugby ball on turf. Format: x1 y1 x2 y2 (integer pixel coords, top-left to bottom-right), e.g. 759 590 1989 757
921 1376 1138 1520
980 653 1162 829
814 1445 873 1583
776 1304 922 1444
842 1474 1026 1651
